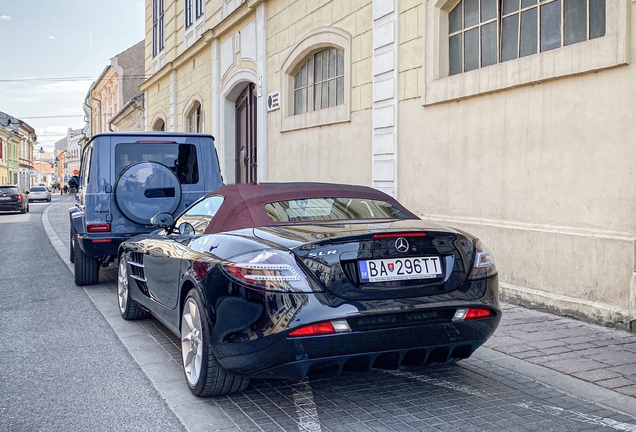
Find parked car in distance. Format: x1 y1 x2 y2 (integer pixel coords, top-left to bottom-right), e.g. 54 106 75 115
0 185 29 214
28 186 52 202
68 132 223 286
117 182 501 397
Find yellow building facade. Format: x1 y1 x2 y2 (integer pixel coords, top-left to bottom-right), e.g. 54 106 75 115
143 0 635 329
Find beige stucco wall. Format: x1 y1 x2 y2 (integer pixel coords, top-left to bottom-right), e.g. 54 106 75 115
266 0 374 185
397 1 636 327
176 53 212 132
111 103 145 132
267 110 373 184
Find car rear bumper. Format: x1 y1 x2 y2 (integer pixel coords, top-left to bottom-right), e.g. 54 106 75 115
205 274 500 380
219 317 499 380
76 233 136 258
0 202 25 211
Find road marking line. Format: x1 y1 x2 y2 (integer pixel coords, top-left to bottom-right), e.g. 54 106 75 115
514 402 636 432
292 381 322 432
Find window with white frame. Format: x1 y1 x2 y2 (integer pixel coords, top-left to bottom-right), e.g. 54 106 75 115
153 0 165 57
293 48 345 115
187 102 202 133
281 27 351 132
196 0 204 18
185 0 194 28
449 0 606 75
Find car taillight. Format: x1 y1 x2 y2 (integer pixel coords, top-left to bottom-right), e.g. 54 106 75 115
222 249 323 293
288 319 351 337
87 223 111 233
453 307 496 321
467 239 497 280
17 194 23 201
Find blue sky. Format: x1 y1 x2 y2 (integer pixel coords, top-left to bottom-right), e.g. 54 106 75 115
0 0 145 150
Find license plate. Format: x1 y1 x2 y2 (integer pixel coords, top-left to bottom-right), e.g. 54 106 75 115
0 197 10 201
358 257 442 282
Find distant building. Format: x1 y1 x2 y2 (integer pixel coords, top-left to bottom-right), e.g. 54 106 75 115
84 41 145 137
110 93 145 132
66 128 84 180
0 111 36 188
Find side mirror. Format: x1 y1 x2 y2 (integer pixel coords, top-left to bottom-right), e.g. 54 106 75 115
178 222 195 236
68 176 79 189
150 212 174 229
25 191 30 195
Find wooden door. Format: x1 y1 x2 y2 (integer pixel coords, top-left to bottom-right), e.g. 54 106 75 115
235 84 257 184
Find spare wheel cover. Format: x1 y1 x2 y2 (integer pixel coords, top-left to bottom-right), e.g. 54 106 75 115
114 161 182 225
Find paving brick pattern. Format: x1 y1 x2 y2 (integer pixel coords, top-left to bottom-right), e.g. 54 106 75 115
484 304 636 397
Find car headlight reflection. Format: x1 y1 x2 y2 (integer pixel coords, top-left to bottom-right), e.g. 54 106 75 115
223 249 324 293
468 239 497 280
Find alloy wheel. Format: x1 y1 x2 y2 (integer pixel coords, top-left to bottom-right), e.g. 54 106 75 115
117 258 129 314
181 298 203 386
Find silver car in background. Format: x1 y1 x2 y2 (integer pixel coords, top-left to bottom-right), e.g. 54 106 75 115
28 186 52 202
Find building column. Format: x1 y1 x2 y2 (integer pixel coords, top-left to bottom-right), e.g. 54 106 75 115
256 3 268 182
170 70 177 131
372 0 399 197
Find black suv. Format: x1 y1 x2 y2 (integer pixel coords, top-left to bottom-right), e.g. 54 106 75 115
0 185 29 213
68 132 223 286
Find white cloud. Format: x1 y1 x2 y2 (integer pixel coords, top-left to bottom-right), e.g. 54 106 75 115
49 35 55 40
0 15 11 20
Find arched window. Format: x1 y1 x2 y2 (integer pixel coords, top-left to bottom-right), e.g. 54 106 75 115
449 0 606 75
281 27 351 132
152 118 166 131
293 48 345 115
186 101 202 133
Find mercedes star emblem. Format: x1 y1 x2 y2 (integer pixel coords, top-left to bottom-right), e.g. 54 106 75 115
395 237 409 253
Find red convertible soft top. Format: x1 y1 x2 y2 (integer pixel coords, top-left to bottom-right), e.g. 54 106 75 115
204 182 418 234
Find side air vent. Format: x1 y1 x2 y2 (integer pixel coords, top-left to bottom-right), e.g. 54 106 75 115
128 252 148 295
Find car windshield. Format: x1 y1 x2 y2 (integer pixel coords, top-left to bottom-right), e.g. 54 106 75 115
0 187 18 194
265 198 408 222
31 187 46 192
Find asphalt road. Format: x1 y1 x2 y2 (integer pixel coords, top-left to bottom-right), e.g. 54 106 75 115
2 195 636 432
0 197 184 432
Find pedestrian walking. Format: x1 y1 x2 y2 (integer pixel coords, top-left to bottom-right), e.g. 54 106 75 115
63 185 68 195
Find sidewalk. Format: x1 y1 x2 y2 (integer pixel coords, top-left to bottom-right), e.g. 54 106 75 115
45 198 636 405
483 303 636 397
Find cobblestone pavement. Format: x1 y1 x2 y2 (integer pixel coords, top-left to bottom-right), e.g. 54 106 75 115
45 198 636 431
483 305 636 398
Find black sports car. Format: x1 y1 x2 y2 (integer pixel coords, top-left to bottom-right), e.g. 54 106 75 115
117 182 500 397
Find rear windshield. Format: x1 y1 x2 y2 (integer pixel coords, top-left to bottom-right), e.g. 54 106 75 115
0 187 18 194
115 143 199 184
31 187 47 192
265 198 408 222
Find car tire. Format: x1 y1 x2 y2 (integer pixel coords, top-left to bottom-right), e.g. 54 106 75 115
181 289 250 397
74 236 99 286
117 255 148 320
48 197 51 202
69 233 75 263
20 204 27 214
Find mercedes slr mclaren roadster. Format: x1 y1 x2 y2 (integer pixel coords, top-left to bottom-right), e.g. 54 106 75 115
117 182 500 397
